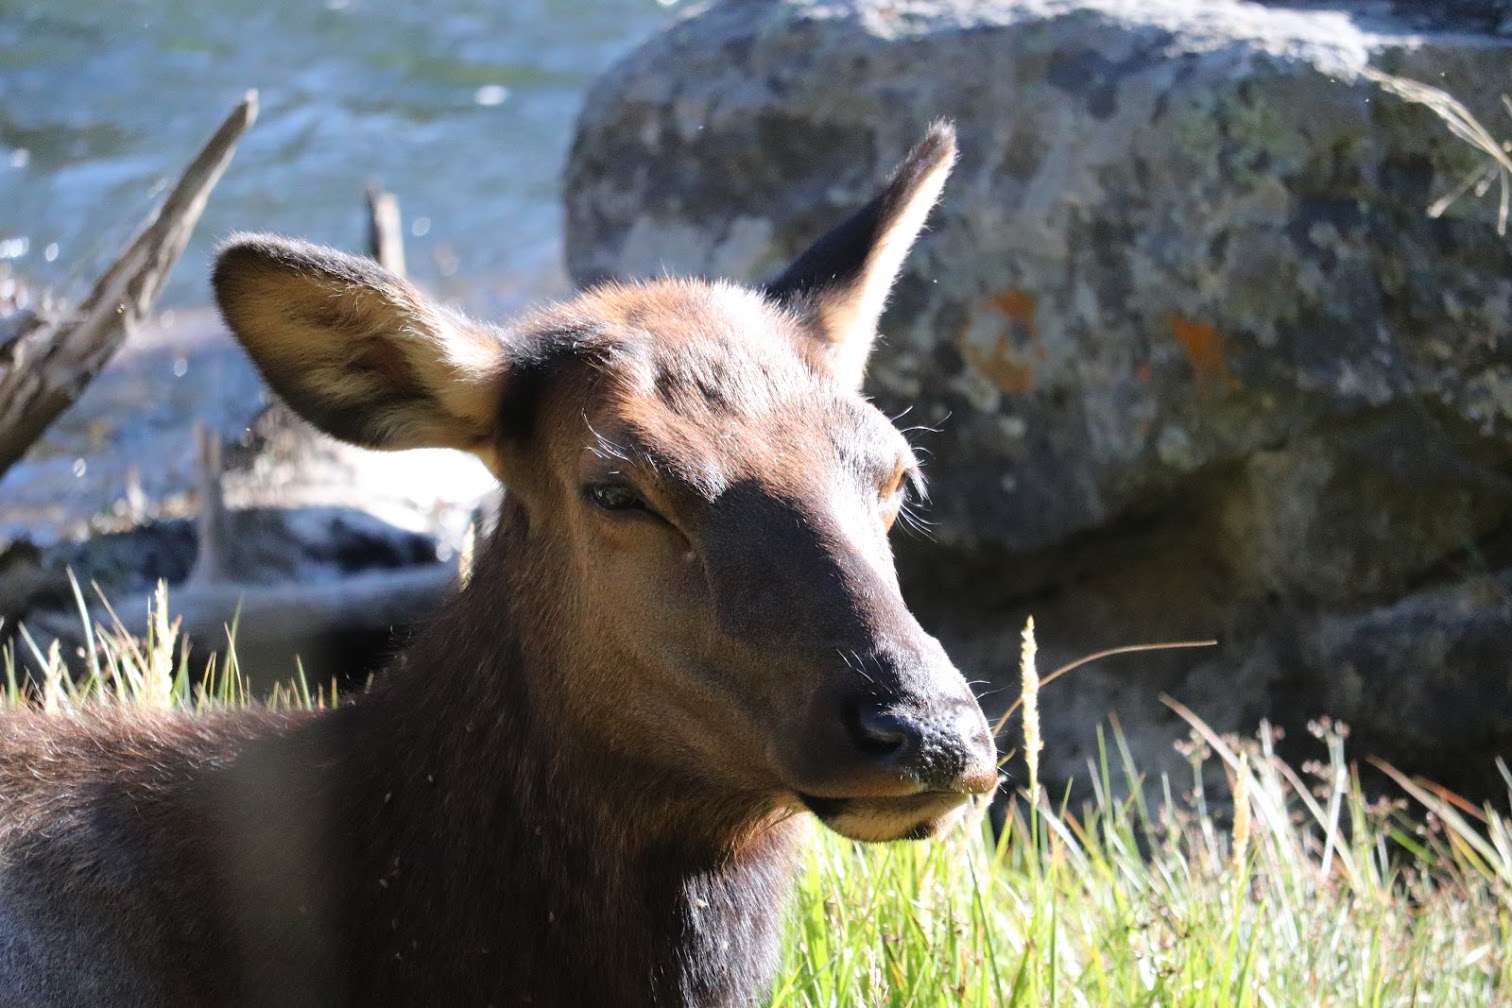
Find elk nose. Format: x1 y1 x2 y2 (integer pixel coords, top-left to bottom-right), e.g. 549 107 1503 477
846 703 986 791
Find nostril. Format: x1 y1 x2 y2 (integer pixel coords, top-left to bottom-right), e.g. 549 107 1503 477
850 707 924 761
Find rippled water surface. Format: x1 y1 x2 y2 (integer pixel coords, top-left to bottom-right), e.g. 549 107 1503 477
0 0 679 544
1 0 678 309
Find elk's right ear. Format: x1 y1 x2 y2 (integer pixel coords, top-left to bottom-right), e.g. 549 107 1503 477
213 235 509 474
765 123 956 388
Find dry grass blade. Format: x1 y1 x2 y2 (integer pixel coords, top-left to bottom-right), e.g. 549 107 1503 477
1369 757 1510 885
990 638 1216 743
1162 693 1294 850
1361 66 1512 233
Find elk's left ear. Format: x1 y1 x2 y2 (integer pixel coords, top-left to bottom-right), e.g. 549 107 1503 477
213 235 511 476
765 122 956 388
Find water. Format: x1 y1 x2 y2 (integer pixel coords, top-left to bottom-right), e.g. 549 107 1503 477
0 0 681 546
0 0 679 312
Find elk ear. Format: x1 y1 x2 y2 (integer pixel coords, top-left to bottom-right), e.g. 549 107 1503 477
213 235 509 475
765 122 956 388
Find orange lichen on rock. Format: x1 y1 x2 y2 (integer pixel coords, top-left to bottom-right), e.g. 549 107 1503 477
957 287 1041 395
1169 314 1240 392
990 288 1038 332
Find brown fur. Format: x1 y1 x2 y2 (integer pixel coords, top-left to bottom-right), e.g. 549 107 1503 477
0 123 994 1007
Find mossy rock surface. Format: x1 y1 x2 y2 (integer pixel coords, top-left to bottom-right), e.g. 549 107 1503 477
565 0 1512 799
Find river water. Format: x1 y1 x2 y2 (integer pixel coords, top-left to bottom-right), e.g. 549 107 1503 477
1 0 679 311
0 0 682 547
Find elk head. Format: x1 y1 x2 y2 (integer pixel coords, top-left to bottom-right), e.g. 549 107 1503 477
213 123 998 842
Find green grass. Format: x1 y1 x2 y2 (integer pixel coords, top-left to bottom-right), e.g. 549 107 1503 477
773 621 1512 1007
5 585 1510 1006
774 729 1511 1007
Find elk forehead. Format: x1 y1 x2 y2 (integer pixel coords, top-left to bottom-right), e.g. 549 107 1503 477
563 280 915 500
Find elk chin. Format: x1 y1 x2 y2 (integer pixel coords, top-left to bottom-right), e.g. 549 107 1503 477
799 791 979 843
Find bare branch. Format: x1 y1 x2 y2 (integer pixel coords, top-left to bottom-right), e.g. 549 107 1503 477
0 92 258 478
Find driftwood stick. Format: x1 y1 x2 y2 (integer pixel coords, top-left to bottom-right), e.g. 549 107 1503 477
365 185 406 277
0 92 258 480
186 422 227 586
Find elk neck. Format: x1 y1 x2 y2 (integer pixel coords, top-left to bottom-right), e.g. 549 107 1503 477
335 492 806 1004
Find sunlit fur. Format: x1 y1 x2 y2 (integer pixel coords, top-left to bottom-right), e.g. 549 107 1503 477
0 124 994 1007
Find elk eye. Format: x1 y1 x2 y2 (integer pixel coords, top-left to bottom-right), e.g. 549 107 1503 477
886 466 925 511
884 471 914 506
586 482 647 513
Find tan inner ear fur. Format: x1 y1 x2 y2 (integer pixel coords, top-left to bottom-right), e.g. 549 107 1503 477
817 147 955 386
216 239 509 471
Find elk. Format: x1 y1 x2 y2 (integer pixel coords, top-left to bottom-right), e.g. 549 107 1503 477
0 123 996 1007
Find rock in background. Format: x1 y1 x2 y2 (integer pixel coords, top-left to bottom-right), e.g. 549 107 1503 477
564 0 1512 798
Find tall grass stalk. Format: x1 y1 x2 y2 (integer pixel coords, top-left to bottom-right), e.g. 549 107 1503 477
2 580 286 710
1019 616 1041 802
3 594 1507 1004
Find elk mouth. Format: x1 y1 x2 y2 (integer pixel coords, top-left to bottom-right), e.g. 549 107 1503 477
797 789 987 843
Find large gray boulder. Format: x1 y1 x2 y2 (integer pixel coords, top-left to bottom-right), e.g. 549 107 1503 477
564 0 1512 796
